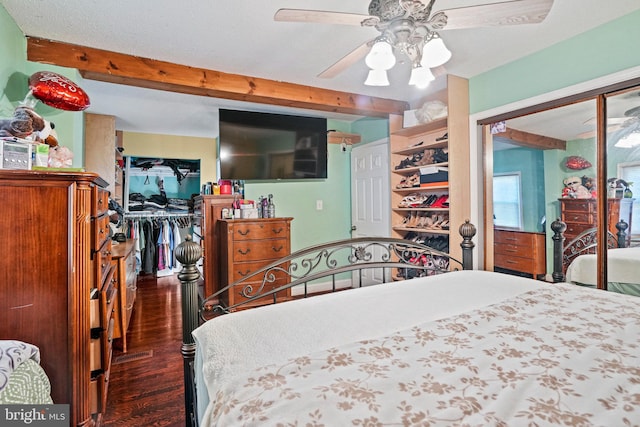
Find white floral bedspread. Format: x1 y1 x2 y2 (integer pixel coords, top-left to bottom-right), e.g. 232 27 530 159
206 284 640 426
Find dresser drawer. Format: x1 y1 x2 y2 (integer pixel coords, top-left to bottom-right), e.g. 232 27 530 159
560 199 595 213
94 243 113 288
93 187 110 217
231 221 290 241
494 230 535 247
561 211 594 225
230 279 291 306
232 238 288 262
93 214 111 251
230 260 289 282
494 253 536 272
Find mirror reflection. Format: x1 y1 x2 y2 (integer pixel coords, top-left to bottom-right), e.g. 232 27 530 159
490 86 640 294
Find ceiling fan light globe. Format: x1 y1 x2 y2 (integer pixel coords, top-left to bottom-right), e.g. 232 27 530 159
365 41 396 70
615 129 640 148
421 38 451 68
409 66 435 88
364 69 390 86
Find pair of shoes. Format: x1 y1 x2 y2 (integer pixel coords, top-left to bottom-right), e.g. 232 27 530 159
435 132 448 142
396 173 420 189
414 149 435 166
395 151 424 169
433 148 448 163
430 195 449 208
418 194 439 207
398 194 420 208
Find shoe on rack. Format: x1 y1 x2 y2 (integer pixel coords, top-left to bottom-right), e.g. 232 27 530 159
430 195 449 208
435 132 448 142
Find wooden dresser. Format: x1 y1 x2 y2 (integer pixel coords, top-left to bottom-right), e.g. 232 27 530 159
494 228 546 280
111 239 137 353
193 195 236 298
0 170 111 426
220 218 293 309
559 198 633 244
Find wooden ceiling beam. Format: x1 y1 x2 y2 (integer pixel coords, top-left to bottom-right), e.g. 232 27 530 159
26 37 408 118
495 127 566 150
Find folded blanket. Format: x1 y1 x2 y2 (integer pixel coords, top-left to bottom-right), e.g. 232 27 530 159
0 340 42 392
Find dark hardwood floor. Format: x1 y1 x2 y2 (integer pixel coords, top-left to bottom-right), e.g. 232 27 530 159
103 273 185 426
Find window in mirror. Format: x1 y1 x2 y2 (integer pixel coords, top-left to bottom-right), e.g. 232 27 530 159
493 173 523 229
618 162 639 237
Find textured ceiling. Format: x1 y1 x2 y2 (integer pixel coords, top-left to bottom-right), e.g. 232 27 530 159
2 0 640 137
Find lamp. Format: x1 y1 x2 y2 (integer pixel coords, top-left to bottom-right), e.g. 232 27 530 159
364 39 396 86
364 30 451 89
615 128 640 148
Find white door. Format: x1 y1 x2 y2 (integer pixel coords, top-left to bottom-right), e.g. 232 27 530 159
351 138 391 285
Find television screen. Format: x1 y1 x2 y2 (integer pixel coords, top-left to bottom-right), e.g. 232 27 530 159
218 109 328 180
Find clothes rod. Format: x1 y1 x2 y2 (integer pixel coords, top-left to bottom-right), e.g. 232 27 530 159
123 212 195 218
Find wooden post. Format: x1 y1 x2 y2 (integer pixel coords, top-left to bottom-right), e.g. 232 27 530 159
551 218 567 283
616 219 629 248
459 220 476 270
175 235 203 427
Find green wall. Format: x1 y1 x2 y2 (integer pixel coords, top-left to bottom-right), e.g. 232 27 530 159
0 5 85 167
469 9 640 114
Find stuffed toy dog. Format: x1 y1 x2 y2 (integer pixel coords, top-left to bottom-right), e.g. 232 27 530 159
0 106 54 143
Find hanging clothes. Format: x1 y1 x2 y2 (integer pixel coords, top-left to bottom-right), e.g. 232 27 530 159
122 214 193 277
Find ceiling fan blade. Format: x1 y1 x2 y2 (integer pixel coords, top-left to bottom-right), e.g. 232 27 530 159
583 117 628 126
274 9 375 26
437 0 554 30
577 124 623 140
318 41 373 79
431 65 447 78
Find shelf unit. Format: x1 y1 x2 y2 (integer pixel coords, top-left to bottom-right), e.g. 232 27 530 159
388 75 470 264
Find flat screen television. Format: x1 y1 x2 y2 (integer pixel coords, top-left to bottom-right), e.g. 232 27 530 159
218 109 328 180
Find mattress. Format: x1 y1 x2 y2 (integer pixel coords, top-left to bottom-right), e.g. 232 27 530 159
566 246 640 292
193 271 537 423
192 270 640 425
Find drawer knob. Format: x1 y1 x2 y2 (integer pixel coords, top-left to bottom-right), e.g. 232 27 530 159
238 229 250 236
272 227 284 234
272 245 284 252
238 248 250 255
238 269 251 277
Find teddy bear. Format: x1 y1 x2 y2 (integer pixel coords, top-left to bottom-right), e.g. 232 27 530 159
562 176 592 199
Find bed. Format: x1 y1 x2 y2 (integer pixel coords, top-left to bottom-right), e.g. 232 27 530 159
558 219 639 295
176 221 640 426
0 340 53 405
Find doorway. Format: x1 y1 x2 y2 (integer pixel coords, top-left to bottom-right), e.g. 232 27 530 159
350 138 391 284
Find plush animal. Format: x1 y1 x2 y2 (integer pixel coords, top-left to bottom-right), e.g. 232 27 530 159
581 175 597 198
0 106 54 143
563 176 592 199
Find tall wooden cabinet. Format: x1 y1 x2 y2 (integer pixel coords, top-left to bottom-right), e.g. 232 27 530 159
193 194 236 298
219 218 293 309
389 75 470 263
559 198 634 245
0 170 111 426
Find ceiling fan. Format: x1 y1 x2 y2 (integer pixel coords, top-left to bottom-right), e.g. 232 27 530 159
275 0 555 88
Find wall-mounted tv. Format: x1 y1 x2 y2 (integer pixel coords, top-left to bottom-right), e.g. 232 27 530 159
218 109 328 181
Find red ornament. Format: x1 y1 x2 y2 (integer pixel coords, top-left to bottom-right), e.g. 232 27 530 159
565 156 592 170
28 71 90 111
